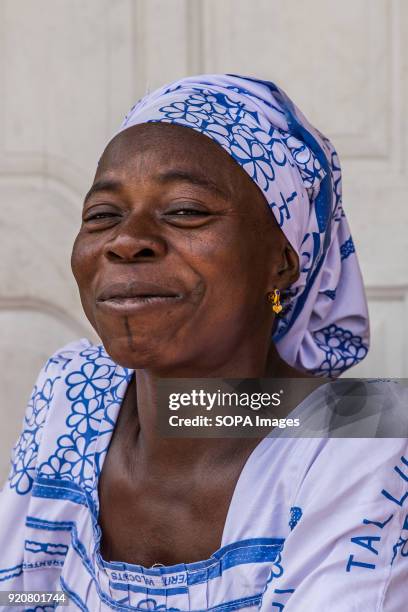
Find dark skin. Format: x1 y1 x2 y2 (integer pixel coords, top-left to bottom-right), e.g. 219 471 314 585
71 123 313 567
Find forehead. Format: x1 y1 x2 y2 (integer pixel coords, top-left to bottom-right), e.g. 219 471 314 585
96 122 251 195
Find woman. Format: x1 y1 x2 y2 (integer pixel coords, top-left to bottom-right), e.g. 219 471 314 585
0 75 406 611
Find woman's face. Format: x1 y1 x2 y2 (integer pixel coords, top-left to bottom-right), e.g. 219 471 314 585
71 123 296 373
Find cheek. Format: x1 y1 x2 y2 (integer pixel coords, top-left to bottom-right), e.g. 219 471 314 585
202 228 263 289
71 233 99 292
188 235 260 323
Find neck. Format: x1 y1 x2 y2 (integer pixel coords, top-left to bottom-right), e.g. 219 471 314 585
132 368 263 471
126 341 303 468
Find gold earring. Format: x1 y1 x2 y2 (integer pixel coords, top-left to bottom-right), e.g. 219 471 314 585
267 289 282 314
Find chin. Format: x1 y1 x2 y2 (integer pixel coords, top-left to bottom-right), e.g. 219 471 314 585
100 335 168 370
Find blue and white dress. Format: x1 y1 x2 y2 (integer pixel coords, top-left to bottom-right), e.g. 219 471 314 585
1 339 407 611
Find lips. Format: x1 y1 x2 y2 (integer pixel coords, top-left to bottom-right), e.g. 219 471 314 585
96 281 184 314
97 281 182 302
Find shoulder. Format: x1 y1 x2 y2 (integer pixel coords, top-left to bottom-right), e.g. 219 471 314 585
295 436 407 503
43 337 93 372
262 435 408 609
35 338 127 399
36 339 132 487
22 338 105 418
291 436 408 572
261 439 408 610
285 380 408 547
8 338 129 496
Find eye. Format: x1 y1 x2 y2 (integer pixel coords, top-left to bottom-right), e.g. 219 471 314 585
82 204 121 224
163 206 211 226
84 212 118 221
165 205 210 217
172 209 209 216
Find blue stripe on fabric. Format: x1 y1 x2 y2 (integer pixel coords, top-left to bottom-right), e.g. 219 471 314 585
0 563 23 574
0 564 23 582
212 537 283 559
25 540 68 555
35 476 85 492
26 516 74 532
60 575 89 612
32 480 87 506
117 597 130 605
111 582 188 596
205 594 262 612
188 545 281 586
69 523 139 611
101 557 188 574
101 537 284 576
84 487 99 521
69 524 271 611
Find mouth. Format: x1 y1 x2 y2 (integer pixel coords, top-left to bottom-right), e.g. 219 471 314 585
96 281 184 314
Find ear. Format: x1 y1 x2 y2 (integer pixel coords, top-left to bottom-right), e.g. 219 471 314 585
270 243 299 290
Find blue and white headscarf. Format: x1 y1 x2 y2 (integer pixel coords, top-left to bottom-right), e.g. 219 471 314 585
117 74 369 377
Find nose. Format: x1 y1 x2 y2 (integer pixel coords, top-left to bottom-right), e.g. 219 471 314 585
103 215 167 263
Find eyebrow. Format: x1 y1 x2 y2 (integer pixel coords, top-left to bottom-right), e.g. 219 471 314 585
155 170 231 201
84 179 122 205
83 170 231 205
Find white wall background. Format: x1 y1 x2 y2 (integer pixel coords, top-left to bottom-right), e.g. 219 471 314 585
1 0 407 480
